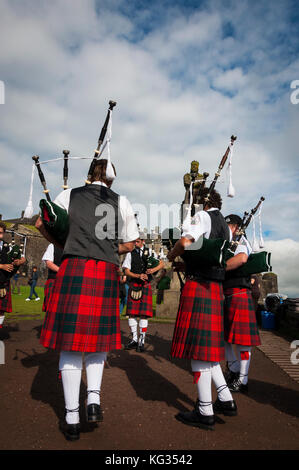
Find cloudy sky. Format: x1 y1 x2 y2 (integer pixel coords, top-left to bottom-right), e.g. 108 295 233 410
0 0 298 296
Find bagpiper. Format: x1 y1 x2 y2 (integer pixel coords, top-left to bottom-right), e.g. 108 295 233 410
123 234 164 352
223 214 261 393
168 188 238 431
0 222 26 329
37 157 139 441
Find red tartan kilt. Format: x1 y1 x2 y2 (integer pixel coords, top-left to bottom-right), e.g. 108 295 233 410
0 283 12 313
224 288 261 346
126 282 153 318
40 257 121 352
43 279 55 312
171 279 225 362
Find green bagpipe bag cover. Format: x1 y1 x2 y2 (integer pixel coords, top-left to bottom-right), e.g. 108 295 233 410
182 237 231 269
225 251 272 277
39 199 69 246
7 245 21 263
147 256 160 269
157 276 171 290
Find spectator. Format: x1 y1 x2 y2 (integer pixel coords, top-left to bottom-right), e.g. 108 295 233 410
11 270 21 295
26 266 40 301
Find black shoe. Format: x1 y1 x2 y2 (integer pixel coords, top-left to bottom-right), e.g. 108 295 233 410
229 378 248 393
175 407 215 431
136 343 145 352
125 340 138 350
86 403 103 423
224 367 239 385
213 398 238 416
60 421 80 441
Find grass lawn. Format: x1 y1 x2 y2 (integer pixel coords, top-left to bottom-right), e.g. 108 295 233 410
5 289 175 324
6 285 46 322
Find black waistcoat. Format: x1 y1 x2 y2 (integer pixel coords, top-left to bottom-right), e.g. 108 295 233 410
131 248 146 274
223 236 252 290
185 210 230 282
63 184 120 265
0 243 10 287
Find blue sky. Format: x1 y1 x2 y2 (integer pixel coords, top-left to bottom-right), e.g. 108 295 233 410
0 0 298 294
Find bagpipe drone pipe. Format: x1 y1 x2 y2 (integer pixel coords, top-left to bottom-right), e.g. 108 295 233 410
31 101 117 246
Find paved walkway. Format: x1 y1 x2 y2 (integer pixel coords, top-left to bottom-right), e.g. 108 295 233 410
258 330 299 384
0 321 298 450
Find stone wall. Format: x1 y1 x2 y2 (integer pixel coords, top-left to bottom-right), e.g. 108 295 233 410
4 223 49 286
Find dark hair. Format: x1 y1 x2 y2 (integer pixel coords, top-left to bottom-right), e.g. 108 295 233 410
33 266 37 270
197 188 222 210
90 159 116 184
225 214 243 226
0 222 7 232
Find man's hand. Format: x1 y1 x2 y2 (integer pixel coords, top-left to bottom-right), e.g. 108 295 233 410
13 257 26 267
139 274 148 281
146 268 154 275
0 264 14 272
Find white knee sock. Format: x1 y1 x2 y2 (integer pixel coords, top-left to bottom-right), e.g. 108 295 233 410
225 342 240 373
128 317 138 342
0 315 5 326
191 360 213 416
211 362 233 402
84 352 107 405
139 318 148 345
59 351 83 425
236 346 252 385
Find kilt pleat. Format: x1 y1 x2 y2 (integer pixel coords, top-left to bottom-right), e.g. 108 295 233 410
171 280 225 362
0 283 12 313
42 279 55 312
40 258 121 352
126 282 153 318
224 288 261 346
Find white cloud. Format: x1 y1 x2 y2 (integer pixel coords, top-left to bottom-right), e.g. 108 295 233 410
265 239 299 298
0 0 298 298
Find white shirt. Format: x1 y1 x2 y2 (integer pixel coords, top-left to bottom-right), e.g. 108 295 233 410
0 241 3 252
182 208 232 243
233 233 252 256
122 246 145 271
54 182 139 243
42 244 54 262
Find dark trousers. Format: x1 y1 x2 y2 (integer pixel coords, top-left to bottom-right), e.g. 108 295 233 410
29 281 38 299
157 289 164 305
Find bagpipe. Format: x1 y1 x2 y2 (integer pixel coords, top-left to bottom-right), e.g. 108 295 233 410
29 100 117 247
225 197 272 278
170 136 237 275
0 230 27 295
129 246 160 301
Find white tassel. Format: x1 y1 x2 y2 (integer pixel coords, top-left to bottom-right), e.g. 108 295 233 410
104 110 116 181
227 144 235 198
24 163 35 218
258 202 265 248
182 181 194 232
252 215 260 252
